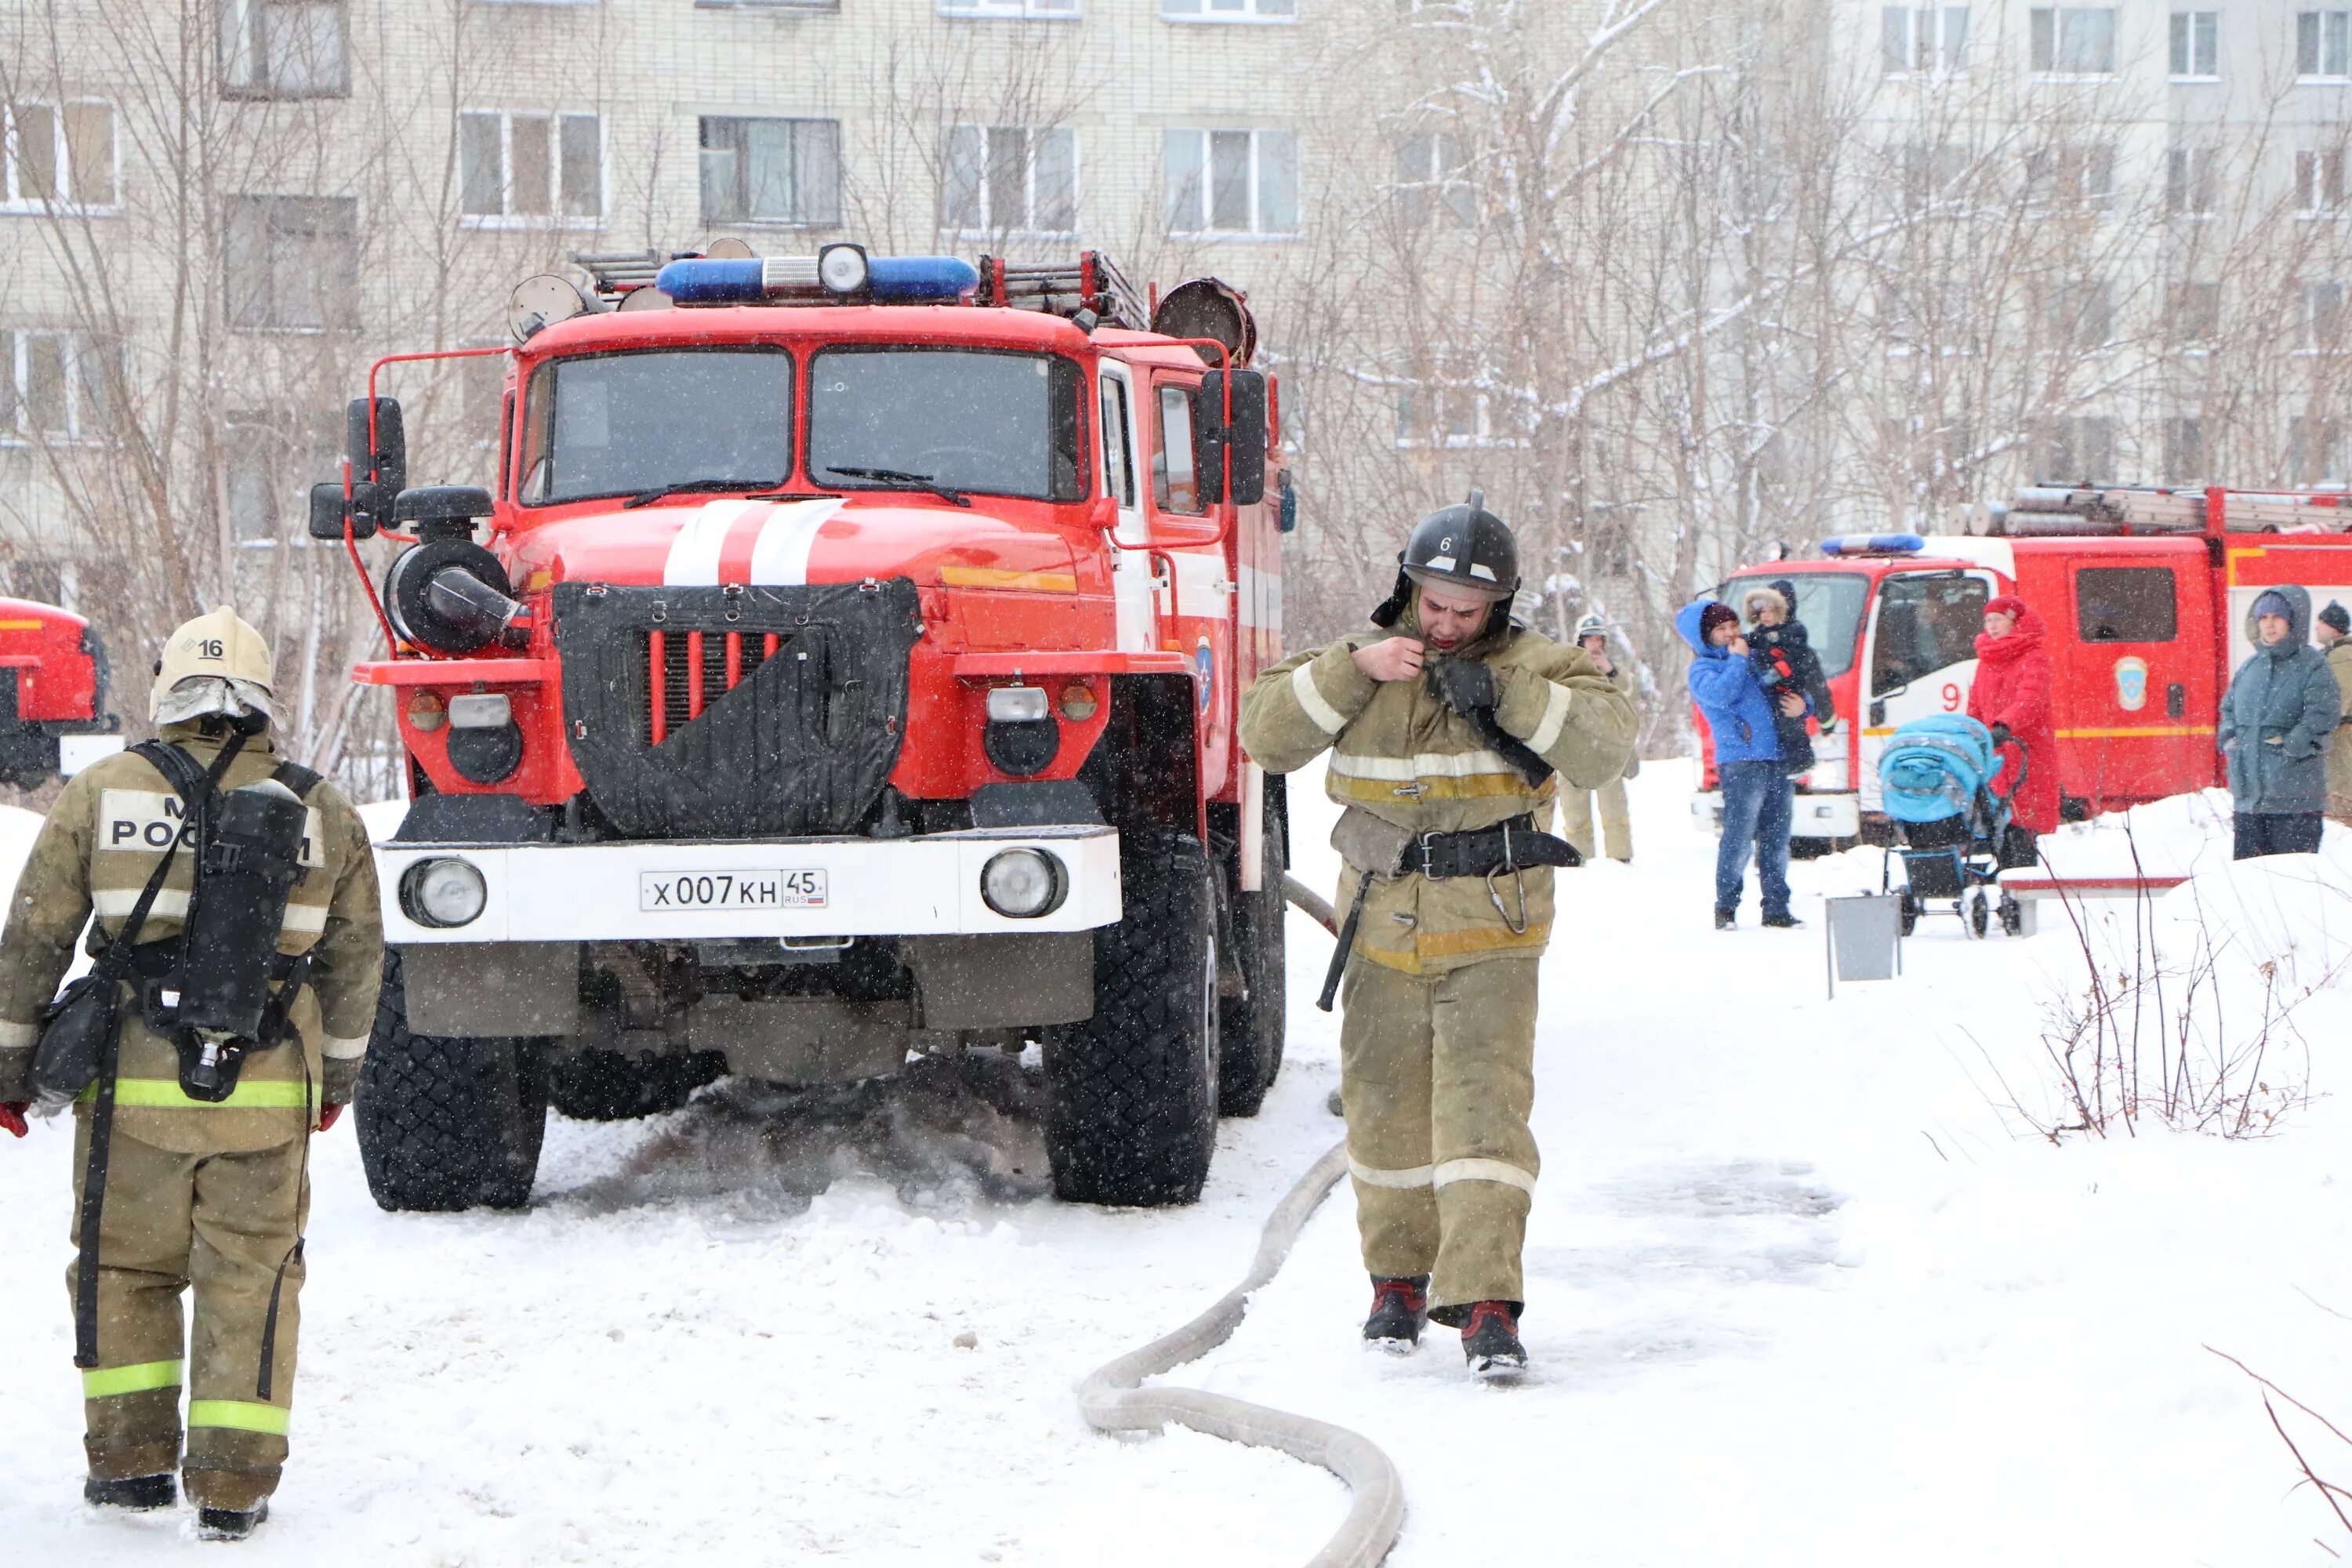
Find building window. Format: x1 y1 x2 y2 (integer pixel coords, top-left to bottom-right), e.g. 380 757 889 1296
2166 147 2216 216
2302 12 2352 78
459 112 601 225
1163 0 1296 20
2169 9 2218 77
700 117 842 227
1881 7 1968 75
2298 149 2347 213
2293 416 2345 484
1394 132 1474 226
2042 281 2114 351
0 329 118 445
220 0 349 99
1163 129 1298 235
223 194 358 334
2030 7 2117 74
2 101 115 211
2165 280 2221 347
2307 281 2347 352
2162 417 2204 485
2038 416 2114 481
2025 143 2114 212
942 126 1077 234
938 0 1076 13
225 409 338 545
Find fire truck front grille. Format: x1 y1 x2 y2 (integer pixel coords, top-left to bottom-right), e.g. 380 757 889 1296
644 629 783 746
551 579 923 840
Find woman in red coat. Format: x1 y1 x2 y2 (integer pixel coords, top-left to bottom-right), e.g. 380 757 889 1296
1968 594 2059 862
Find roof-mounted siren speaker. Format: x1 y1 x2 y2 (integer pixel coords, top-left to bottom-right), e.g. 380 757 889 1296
510 274 592 343
1152 277 1258 368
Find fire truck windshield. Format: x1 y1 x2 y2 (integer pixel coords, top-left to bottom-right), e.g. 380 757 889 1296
519 347 794 506
809 348 1083 504
1721 572 1868 678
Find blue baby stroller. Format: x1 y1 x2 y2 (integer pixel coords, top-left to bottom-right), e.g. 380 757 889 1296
1877 715 2027 938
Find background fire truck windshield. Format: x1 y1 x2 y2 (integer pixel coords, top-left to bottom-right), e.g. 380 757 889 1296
808 348 1083 503
520 347 794 505
1722 572 1868 677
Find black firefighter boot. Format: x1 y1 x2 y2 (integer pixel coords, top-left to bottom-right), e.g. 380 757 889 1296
1459 1301 1529 1381
196 1499 269 1542
1362 1275 1431 1353
85 1474 176 1511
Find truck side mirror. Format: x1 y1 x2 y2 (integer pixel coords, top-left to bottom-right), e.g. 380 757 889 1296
1192 370 1267 508
347 396 407 496
309 480 387 542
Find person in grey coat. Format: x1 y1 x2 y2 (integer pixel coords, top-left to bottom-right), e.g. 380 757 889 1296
2222 584 2340 859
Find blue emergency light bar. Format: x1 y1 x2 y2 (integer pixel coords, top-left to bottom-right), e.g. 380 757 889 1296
1820 533 1926 557
655 246 979 306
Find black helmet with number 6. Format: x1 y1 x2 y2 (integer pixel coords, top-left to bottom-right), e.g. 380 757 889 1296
1371 489 1519 628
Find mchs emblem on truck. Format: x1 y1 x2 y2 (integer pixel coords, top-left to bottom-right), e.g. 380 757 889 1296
317 245 1293 1215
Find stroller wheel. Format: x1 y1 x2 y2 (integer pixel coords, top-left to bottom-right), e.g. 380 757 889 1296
1899 888 1919 938
1969 890 1990 938
1998 891 2024 937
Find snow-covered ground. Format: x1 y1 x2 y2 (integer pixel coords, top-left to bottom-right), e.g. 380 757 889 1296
6 767 2352 1563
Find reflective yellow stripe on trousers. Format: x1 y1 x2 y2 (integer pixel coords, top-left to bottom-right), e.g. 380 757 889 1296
82 1359 183 1399
188 1399 290 1436
81 1078 312 1110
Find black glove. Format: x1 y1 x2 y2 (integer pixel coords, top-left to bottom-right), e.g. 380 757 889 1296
1428 657 1498 717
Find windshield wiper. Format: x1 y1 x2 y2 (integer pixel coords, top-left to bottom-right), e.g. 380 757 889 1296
820 465 973 508
620 478 783 510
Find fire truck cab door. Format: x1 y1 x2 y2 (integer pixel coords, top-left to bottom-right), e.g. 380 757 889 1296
2059 547 2215 808
1858 568 1995 813
1098 364 1155 652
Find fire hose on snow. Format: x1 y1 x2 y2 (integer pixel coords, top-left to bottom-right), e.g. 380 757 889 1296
1076 875 1406 1568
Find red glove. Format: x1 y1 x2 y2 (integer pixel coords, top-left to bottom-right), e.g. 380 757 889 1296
317 1104 343 1134
1 1102 28 1138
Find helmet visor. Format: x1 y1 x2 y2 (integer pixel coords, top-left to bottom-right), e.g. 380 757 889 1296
1403 564 1513 604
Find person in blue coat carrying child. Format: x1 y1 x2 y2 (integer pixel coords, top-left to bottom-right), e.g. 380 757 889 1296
1680 599 1810 929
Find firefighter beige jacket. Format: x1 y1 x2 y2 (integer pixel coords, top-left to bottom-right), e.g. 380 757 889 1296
2328 638 2352 818
1240 604 1636 975
0 724 383 1150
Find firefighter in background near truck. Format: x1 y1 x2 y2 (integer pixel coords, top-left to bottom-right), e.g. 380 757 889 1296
0 608 382 1541
1238 494 1635 1380
2223 586 2340 860
1561 612 1636 865
2319 601 2352 826
1681 601 1809 931
1967 595 2059 867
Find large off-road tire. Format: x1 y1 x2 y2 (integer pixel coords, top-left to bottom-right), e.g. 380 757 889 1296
1217 793 1287 1117
1044 832 1219 1206
355 950 549 1212
546 1047 726 1121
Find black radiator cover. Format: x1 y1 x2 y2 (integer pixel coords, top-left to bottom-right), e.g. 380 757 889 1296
552 579 922 839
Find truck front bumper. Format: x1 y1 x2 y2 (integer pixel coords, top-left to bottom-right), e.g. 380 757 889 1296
1688 790 1860 840
376 826 1122 944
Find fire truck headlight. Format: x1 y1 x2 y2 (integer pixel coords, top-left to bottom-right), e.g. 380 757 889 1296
985 686 1049 723
401 858 487 929
981 849 1065 919
818 243 870 296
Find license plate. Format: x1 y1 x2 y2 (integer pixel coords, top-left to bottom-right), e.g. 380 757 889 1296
639 869 827 911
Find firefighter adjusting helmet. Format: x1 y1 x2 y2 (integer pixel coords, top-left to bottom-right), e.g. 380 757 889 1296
1403 489 1519 602
151 606 274 721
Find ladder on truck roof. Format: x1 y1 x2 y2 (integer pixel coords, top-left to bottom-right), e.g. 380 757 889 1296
1991 484 2352 537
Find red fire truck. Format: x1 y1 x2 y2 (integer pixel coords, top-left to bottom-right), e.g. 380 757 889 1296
319 246 1291 1212
1695 486 2352 846
0 600 116 786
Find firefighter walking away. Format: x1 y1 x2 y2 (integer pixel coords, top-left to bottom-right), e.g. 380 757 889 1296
0 608 383 1540
1240 493 1635 1378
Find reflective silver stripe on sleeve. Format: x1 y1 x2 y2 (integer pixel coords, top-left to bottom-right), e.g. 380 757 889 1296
1526 682 1573 755
321 1033 370 1060
1291 661 1348 735
1330 750 1515 780
1431 1157 1537 1193
280 902 328 935
1348 1156 1436 1189
0 1018 38 1049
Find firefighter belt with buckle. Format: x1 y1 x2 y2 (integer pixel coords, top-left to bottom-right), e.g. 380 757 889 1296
1315 805 1582 1011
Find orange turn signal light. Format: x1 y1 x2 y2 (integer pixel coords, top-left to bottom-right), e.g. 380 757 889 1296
1058 681 1098 722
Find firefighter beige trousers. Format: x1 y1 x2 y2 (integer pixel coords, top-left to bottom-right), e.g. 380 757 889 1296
69 1118 307 1512
1337 955 1540 1317
1562 777 1632 863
